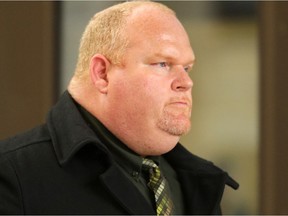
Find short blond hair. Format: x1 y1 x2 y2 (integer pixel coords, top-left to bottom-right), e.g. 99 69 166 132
73 1 175 80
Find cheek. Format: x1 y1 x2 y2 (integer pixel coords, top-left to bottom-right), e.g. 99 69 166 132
111 76 166 116
133 77 165 106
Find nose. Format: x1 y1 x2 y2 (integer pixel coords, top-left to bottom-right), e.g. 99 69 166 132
171 66 193 92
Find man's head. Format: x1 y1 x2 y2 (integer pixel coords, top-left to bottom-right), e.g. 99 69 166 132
73 1 174 81
68 1 195 156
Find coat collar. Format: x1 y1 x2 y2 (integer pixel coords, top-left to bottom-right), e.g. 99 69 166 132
164 145 239 214
164 144 239 190
47 91 107 166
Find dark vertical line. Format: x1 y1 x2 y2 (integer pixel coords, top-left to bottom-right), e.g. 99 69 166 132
52 1 62 102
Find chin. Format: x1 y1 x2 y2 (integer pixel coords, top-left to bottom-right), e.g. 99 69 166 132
167 125 190 136
157 118 191 136
157 110 191 136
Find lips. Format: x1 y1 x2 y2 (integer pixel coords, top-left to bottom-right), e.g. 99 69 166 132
168 97 192 108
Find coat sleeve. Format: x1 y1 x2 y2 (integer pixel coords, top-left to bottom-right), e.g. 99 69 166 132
0 155 24 214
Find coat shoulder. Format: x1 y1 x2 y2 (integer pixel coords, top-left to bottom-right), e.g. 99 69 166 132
0 124 51 157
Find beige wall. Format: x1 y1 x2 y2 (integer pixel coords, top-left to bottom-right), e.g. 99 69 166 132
180 19 258 214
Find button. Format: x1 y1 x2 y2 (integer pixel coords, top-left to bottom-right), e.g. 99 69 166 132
132 171 139 177
132 171 139 178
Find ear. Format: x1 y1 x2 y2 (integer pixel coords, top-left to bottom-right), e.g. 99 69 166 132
90 54 111 94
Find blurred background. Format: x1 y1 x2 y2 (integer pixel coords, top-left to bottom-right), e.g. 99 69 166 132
1 1 288 214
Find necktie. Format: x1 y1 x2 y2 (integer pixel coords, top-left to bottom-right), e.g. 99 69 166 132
142 158 174 216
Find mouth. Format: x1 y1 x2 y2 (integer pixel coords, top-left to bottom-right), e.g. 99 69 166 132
170 102 189 108
172 101 189 105
169 98 192 108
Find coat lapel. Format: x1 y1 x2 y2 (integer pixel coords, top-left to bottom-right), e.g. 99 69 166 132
164 144 239 215
100 164 155 215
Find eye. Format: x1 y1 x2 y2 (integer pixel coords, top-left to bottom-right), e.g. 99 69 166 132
159 62 168 68
184 65 192 73
184 66 189 72
152 62 170 70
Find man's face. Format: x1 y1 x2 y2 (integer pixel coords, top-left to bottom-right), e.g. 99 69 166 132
105 9 195 155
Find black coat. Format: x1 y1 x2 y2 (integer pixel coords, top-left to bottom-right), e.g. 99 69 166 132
0 92 239 215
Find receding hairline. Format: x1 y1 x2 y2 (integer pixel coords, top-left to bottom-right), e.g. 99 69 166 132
72 1 176 81
110 1 177 56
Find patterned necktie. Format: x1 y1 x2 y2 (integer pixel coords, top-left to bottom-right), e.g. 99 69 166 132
142 158 174 216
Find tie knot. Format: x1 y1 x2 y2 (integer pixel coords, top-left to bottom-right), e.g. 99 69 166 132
142 158 158 171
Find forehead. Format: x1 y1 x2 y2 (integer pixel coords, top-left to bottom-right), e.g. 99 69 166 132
124 7 194 62
127 6 182 36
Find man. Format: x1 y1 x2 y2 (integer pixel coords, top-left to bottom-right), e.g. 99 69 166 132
0 1 238 215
